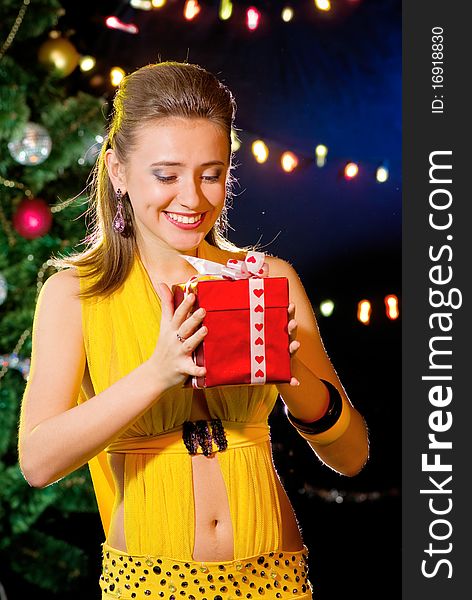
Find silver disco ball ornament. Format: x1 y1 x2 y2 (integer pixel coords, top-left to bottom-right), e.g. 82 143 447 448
8 122 52 165
0 273 7 305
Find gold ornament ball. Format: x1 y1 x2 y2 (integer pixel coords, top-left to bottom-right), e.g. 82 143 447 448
38 37 80 78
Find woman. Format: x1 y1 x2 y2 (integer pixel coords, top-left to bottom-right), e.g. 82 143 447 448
18 62 368 599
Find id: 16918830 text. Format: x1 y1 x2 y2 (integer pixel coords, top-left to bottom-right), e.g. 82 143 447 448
431 26 444 114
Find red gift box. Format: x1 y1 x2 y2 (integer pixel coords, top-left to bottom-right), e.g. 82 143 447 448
173 276 292 388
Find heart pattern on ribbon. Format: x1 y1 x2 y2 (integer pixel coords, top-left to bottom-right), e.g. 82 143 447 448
249 277 266 384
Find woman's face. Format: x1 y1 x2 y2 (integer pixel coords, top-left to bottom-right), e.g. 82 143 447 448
106 117 230 254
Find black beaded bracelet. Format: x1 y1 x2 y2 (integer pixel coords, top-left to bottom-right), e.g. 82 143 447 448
286 379 343 435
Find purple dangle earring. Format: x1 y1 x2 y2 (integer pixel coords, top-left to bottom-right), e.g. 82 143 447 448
112 188 126 234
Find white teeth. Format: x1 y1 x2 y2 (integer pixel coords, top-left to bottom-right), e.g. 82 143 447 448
166 212 202 224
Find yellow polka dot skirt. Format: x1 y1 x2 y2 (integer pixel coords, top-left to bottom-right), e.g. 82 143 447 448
100 542 314 600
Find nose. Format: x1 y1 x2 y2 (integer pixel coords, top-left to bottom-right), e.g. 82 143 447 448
177 176 207 211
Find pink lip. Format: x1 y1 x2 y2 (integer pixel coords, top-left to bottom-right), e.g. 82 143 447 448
163 211 205 230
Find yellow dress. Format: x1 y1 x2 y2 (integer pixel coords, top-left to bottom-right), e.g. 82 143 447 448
77 240 300 561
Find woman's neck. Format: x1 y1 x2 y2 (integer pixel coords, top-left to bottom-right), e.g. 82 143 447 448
136 236 205 283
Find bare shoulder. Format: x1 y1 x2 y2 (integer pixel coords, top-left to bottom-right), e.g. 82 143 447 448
33 267 83 353
264 255 313 314
38 268 81 311
264 255 300 280
42 267 80 293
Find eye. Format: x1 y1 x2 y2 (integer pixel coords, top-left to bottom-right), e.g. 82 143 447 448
202 173 222 183
153 172 222 183
154 175 176 183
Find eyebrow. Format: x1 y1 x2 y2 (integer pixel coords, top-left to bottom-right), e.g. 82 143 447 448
150 161 226 167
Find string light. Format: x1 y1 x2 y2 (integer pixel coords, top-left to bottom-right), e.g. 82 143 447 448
231 128 241 151
314 0 331 12
89 74 105 88
281 151 299 173
246 7 261 31
130 0 152 9
298 482 399 503
80 56 96 72
0 353 30 380
376 165 389 183
0 175 32 196
105 16 139 34
344 162 359 179
110 67 126 86
0 258 58 384
282 7 294 22
152 0 166 7
227 131 390 179
0 203 17 247
320 300 335 317
0 0 31 61
252 140 269 163
357 300 371 325
219 0 233 20
184 0 201 20
385 294 399 320
315 144 328 167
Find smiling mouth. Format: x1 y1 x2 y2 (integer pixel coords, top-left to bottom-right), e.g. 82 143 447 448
163 211 205 228
164 211 204 224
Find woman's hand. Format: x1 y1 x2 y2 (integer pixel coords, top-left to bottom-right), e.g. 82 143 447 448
150 282 208 389
288 302 301 387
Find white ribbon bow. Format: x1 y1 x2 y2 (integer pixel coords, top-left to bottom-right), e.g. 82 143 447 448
179 250 268 280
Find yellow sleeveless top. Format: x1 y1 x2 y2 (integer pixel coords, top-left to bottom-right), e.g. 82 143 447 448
77 239 284 559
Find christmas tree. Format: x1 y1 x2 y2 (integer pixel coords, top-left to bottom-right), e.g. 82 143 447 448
1 0 105 594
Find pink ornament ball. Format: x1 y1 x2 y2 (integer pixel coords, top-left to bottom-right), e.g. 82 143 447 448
13 197 53 239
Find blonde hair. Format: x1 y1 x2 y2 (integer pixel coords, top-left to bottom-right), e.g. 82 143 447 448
55 61 252 298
